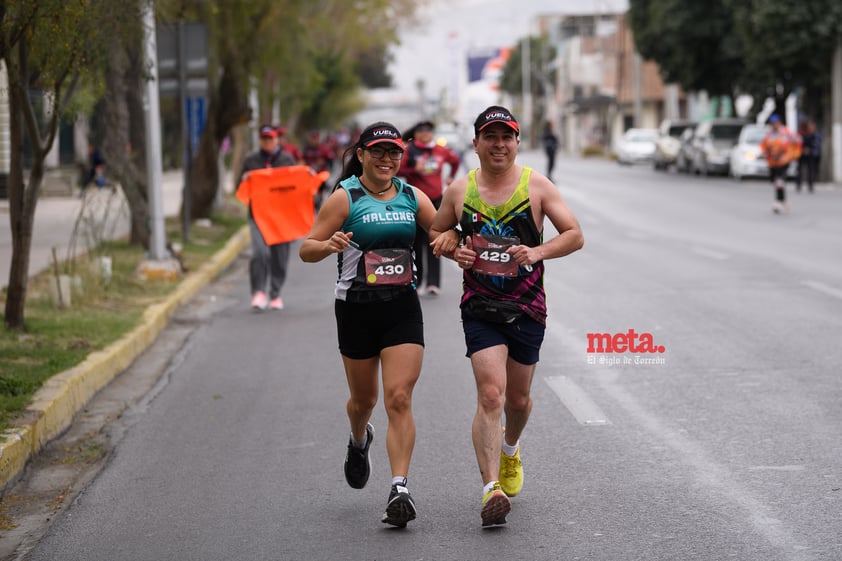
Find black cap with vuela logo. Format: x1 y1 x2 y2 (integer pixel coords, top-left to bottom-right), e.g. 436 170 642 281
474 106 520 136
359 122 403 148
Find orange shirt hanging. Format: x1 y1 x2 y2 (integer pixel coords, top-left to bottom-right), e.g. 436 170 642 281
236 165 330 245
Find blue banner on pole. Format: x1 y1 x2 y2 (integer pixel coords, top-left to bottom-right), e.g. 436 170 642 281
185 97 206 154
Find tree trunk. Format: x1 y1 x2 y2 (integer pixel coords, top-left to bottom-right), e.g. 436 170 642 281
4 57 44 330
188 50 251 219
4 62 29 329
101 31 150 248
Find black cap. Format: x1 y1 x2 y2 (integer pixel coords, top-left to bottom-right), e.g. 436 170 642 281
359 122 403 148
474 106 520 136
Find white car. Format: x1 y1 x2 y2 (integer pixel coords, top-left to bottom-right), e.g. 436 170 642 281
615 128 659 165
729 124 769 181
729 124 797 181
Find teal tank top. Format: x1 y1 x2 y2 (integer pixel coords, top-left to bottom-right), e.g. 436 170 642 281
335 175 419 303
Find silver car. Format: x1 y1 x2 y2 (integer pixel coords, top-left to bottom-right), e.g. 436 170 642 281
615 128 659 165
729 124 798 181
688 118 746 176
653 119 696 170
729 124 770 180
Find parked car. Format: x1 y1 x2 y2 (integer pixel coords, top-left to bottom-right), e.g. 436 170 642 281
653 119 696 170
688 118 747 176
615 128 659 165
729 123 798 181
674 127 696 173
729 124 770 181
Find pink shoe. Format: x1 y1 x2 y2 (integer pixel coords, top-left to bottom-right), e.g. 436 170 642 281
269 297 284 310
251 291 268 310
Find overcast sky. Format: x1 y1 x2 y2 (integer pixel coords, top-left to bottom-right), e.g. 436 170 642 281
388 0 629 98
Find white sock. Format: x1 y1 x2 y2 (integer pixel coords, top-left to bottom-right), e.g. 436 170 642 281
392 476 407 487
502 439 519 457
483 481 498 495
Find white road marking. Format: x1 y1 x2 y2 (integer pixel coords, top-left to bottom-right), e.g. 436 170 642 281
595 374 809 558
802 280 842 301
692 246 730 260
544 375 611 426
748 465 806 472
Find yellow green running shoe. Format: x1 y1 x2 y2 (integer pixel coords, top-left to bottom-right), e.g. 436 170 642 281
499 447 523 497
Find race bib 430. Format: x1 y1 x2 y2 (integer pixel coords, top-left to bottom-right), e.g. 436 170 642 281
364 248 412 285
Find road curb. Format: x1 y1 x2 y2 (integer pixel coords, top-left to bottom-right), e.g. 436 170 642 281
0 225 250 492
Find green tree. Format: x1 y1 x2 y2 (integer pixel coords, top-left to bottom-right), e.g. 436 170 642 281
170 0 420 220
628 0 745 100
1 0 118 330
733 0 842 120
629 0 842 119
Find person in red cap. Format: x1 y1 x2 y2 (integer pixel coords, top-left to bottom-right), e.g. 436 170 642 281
302 129 336 210
299 121 458 528
238 124 297 310
276 125 303 164
398 120 461 296
430 105 584 527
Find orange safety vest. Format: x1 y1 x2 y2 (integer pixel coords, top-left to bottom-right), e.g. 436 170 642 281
236 165 330 245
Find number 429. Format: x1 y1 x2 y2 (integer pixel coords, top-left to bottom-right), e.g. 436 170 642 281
479 250 511 263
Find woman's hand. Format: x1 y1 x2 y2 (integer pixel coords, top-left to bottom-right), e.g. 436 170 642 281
429 229 459 258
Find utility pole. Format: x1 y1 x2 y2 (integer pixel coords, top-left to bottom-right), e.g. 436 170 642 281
633 52 643 127
142 1 166 260
832 36 842 184
0 62 9 199
138 0 181 280
521 35 532 148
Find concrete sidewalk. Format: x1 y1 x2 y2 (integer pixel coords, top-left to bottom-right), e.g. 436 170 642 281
0 170 188 290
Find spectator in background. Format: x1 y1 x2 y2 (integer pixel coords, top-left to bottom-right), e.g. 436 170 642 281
398 120 461 296
796 119 820 194
238 124 297 310
80 143 106 194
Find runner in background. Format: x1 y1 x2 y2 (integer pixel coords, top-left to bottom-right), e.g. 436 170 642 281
302 129 336 211
760 114 801 214
398 120 461 296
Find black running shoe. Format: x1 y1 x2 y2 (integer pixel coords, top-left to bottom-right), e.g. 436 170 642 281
381 482 417 528
344 423 374 489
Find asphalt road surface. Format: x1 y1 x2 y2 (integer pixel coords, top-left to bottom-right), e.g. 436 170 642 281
13 152 842 560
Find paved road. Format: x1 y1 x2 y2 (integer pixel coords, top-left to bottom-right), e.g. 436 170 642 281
8 151 842 560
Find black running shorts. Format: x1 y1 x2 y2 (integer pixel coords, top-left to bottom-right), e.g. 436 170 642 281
461 305 545 365
335 291 424 359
